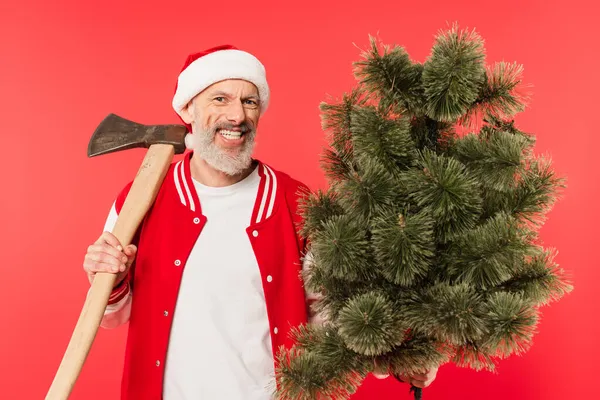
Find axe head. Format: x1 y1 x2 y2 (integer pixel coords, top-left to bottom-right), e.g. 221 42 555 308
88 113 188 157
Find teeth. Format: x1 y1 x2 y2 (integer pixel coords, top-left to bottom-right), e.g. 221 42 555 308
219 129 242 139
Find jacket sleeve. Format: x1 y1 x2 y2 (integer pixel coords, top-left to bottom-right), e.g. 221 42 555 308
302 251 325 325
97 182 137 329
287 178 324 325
100 280 132 329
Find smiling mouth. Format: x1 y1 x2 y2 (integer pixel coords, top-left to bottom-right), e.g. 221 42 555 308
218 129 244 139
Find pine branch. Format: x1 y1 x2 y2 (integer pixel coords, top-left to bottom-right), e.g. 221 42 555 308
320 89 366 154
498 249 573 306
275 324 373 399
337 292 407 356
453 128 530 192
460 62 530 129
350 106 417 174
274 344 365 400
310 214 374 282
409 116 455 151
445 212 536 289
401 150 483 242
384 335 453 377
303 270 364 322
293 325 365 367
319 91 364 185
481 154 564 228
400 283 487 345
337 158 399 219
453 342 497 371
422 24 486 121
371 209 435 286
480 292 538 358
511 155 566 226
354 36 424 114
321 146 357 186
485 116 535 147
298 188 345 239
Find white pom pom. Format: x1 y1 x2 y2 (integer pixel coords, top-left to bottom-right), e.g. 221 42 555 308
184 133 196 150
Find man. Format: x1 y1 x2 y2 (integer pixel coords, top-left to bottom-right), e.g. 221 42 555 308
83 44 438 400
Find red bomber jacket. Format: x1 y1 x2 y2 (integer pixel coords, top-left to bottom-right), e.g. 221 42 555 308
109 152 310 400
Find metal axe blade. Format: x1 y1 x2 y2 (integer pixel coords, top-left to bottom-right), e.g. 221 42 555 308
87 113 188 157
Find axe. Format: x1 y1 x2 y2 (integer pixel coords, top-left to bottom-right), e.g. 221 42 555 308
45 114 187 400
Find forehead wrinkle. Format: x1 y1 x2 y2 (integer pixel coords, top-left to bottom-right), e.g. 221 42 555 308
207 90 234 98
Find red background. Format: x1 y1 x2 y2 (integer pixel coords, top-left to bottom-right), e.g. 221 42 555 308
1 0 598 399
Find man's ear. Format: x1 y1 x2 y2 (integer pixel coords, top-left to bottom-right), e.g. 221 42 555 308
179 100 195 124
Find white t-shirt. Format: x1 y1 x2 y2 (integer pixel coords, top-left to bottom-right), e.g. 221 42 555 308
162 165 275 400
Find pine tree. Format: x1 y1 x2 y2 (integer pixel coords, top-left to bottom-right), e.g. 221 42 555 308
274 24 573 400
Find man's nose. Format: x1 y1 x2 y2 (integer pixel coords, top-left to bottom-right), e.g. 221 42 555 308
226 100 245 125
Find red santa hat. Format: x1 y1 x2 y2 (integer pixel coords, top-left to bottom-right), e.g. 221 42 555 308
172 44 270 132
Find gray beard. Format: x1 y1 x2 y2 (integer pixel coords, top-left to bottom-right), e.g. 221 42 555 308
192 121 256 176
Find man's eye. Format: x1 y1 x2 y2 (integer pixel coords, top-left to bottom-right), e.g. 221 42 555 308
214 97 225 102
245 99 258 106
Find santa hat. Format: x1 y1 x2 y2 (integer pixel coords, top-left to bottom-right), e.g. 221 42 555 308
172 44 270 136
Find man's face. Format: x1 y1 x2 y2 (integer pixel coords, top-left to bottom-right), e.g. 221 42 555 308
182 79 261 175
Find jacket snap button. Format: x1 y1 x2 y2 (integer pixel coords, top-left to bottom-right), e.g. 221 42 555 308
193 217 200 224
273 327 279 334
174 259 181 266
156 360 161 367
252 230 259 237
266 275 273 283
163 310 169 317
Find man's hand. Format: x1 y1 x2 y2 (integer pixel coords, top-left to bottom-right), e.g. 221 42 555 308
395 367 438 388
83 231 137 287
373 364 439 389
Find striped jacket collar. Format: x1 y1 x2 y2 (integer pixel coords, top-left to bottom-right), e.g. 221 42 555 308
172 152 279 224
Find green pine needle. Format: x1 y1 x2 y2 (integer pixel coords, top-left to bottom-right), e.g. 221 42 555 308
298 189 345 239
453 128 530 192
275 348 329 399
461 62 529 127
320 88 366 154
402 283 487 345
311 214 374 281
320 146 356 185
354 36 425 113
292 324 367 370
499 249 573 306
350 107 417 174
337 158 399 219
410 116 456 151
337 292 406 356
422 24 486 121
512 155 566 226
319 90 365 185
445 212 535 289
453 342 497 371
402 149 483 242
274 345 364 400
384 336 452 376
481 292 538 358
371 209 435 286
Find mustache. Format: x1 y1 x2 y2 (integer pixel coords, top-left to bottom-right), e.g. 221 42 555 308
211 121 253 134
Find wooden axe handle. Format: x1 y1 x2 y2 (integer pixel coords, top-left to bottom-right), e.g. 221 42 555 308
46 144 176 400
